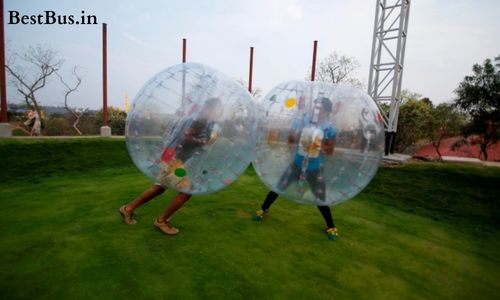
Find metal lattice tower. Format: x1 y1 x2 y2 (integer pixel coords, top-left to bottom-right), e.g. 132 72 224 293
367 0 411 154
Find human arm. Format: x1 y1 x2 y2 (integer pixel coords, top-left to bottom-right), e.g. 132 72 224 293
322 126 337 155
287 130 299 144
322 139 335 155
182 127 209 146
288 118 302 144
181 119 216 146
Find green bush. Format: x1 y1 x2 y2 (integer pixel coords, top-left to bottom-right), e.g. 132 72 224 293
95 107 127 135
12 128 30 136
45 117 72 136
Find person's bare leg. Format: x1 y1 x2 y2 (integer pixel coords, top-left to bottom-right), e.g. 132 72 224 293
157 192 191 222
154 193 191 235
125 184 165 213
119 184 165 225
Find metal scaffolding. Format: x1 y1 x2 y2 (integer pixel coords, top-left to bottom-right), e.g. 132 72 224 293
367 0 411 154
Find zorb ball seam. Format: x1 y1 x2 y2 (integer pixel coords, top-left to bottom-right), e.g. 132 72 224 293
253 81 384 206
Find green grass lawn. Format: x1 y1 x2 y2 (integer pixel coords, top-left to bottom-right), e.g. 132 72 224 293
1 138 499 299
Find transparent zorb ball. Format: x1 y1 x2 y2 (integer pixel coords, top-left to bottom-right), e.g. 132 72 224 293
253 81 384 206
126 62 258 194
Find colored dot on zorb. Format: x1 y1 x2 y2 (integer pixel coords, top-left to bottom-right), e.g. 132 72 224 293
253 81 385 206
126 63 258 194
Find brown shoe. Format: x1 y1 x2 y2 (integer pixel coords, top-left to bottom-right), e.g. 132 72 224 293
154 218 179 235
119 205 137 225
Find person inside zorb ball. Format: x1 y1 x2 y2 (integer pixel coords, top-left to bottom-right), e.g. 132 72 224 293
253 81 385 207
126 63 258 195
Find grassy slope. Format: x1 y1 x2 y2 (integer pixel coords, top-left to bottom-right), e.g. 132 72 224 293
0 138 499 299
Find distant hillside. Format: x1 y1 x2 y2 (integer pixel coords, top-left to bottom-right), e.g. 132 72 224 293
7 103 98 116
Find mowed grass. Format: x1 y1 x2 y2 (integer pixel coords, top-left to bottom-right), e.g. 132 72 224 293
0 138 499 299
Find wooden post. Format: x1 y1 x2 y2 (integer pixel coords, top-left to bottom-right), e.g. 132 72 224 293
182 38 187 63
248 47 254 93
0 0 8 123
102 23 108 126
100 23 111 136
311 40 318 81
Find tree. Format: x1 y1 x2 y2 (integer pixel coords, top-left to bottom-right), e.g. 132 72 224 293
401 89 422 103
76 110 100 135
454 55 500 160
7 45 84 136
395 97 433 152
426 103 465 159
311 51 363 88
6 45 63 135
96 107 127 135
56 67 83 135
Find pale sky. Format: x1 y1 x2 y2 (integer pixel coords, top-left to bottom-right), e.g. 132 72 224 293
5 0 500 110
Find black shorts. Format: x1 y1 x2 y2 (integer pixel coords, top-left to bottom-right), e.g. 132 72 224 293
276 163 326 202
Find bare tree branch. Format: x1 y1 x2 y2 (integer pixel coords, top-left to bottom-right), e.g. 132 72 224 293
6 45 64 136
310 51 363 88
6 64 32 94
56 66 83 135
